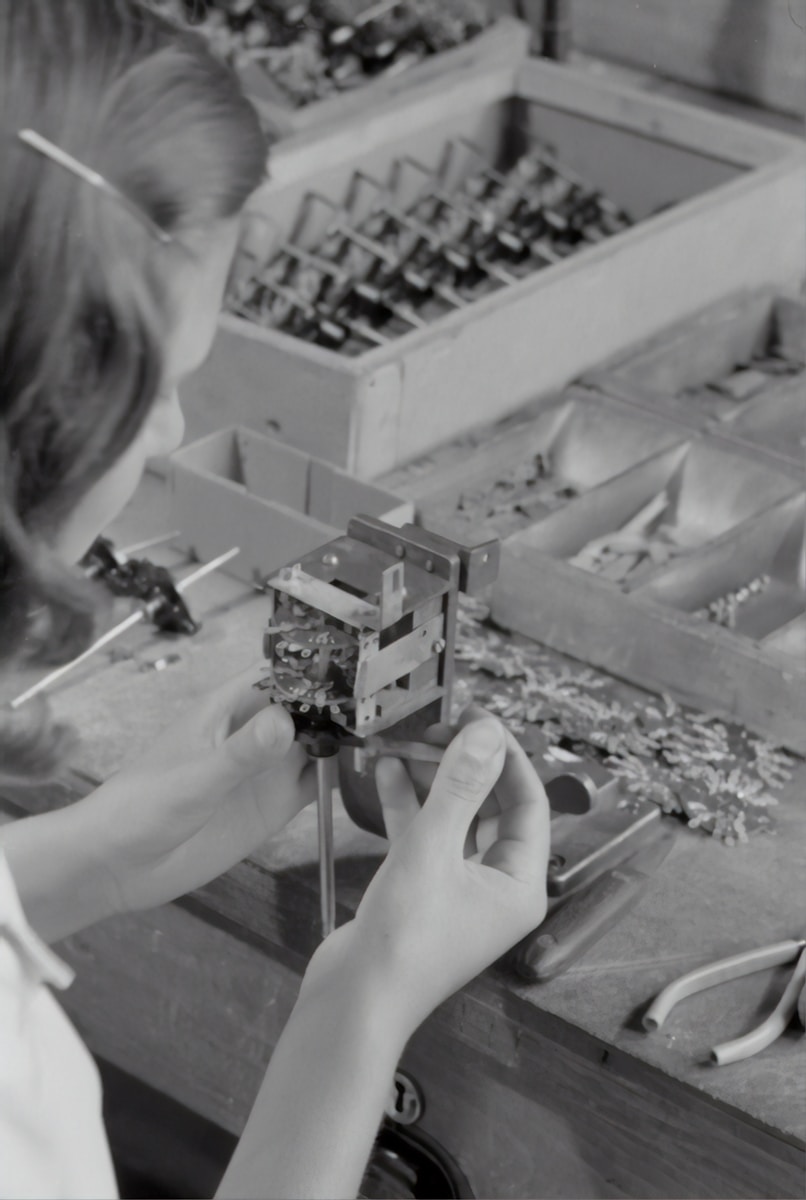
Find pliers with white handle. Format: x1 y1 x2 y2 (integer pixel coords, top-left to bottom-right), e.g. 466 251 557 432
643 938 806 1066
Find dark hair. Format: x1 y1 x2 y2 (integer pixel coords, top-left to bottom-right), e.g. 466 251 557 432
0 0 267 776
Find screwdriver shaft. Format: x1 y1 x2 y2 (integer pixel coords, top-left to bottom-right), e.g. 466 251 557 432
316 755 337 939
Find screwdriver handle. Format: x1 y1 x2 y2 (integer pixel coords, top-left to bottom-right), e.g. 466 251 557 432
513 861 652 983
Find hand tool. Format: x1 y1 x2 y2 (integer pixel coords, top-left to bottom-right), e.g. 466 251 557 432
315 753 337 937
80 536 200 636
512 831 676 982
643 938 806 1065
10 547 240 709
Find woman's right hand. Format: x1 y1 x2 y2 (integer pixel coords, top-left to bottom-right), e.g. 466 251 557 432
317 717 550 1031
219 718 549 1200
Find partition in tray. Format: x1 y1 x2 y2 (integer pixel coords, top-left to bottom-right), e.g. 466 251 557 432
526 438 801 587
389 390 687 544
491 438 806 751
170 427 412 585
584 290 805 469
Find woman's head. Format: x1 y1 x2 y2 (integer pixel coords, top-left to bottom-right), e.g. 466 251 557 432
0 0 267 768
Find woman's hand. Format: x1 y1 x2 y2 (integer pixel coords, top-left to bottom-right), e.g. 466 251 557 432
218 715 549 1200
84 665 317 914
2 665 318 942
316 715 550 1031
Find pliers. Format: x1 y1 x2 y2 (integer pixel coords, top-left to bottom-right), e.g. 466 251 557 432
643 938 806 1065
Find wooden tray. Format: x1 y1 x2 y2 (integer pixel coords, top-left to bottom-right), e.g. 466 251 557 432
180 56 805 478
380 382 806 749
582 290 806 470
490 436 806 751
170 427 412 585
383 387 689 544
240 17 531 137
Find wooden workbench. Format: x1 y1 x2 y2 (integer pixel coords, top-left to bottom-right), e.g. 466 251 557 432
1 473 804 1199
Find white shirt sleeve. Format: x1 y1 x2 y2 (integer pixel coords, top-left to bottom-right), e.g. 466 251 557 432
0 852 118 1200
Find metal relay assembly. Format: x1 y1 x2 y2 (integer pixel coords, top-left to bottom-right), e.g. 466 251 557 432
256 514 499 935
257 514 499 749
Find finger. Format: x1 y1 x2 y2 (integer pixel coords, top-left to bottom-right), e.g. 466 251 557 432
411 705 495 792
422 723 454 746
406 707 501 804
459 703 494 724
457 709 502 824
214 662 279 733
481 732 550 882
421 718 507 848
198 702 297 793
375 757 421 842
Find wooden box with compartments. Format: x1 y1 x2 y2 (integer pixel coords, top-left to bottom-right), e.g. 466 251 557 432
180 54 805 478
170 426 412 585
581 289 806 471
240 15 531 137
381 385 806 751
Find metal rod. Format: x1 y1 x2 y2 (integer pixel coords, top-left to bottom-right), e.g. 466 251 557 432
118 530 180 558
316 755 337 939
9 610 145 709
10 547 240 709
174 546 240 592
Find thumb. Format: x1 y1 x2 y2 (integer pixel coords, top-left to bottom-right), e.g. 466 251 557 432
421 718 506 846
211 703 296 791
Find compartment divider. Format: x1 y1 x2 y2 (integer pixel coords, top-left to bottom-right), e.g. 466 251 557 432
515 441 690 558
627 492 806 608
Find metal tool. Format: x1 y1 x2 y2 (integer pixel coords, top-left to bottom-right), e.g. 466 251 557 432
643 938 806 1065
315 754 337 937
10 547 239 708
80 536 200 636
540 760 661 896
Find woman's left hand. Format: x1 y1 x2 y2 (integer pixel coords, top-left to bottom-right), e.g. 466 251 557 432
82 665 317 914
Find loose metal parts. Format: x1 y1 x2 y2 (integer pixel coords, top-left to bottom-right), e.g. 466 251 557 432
229 140 632 355
150 0 492 108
